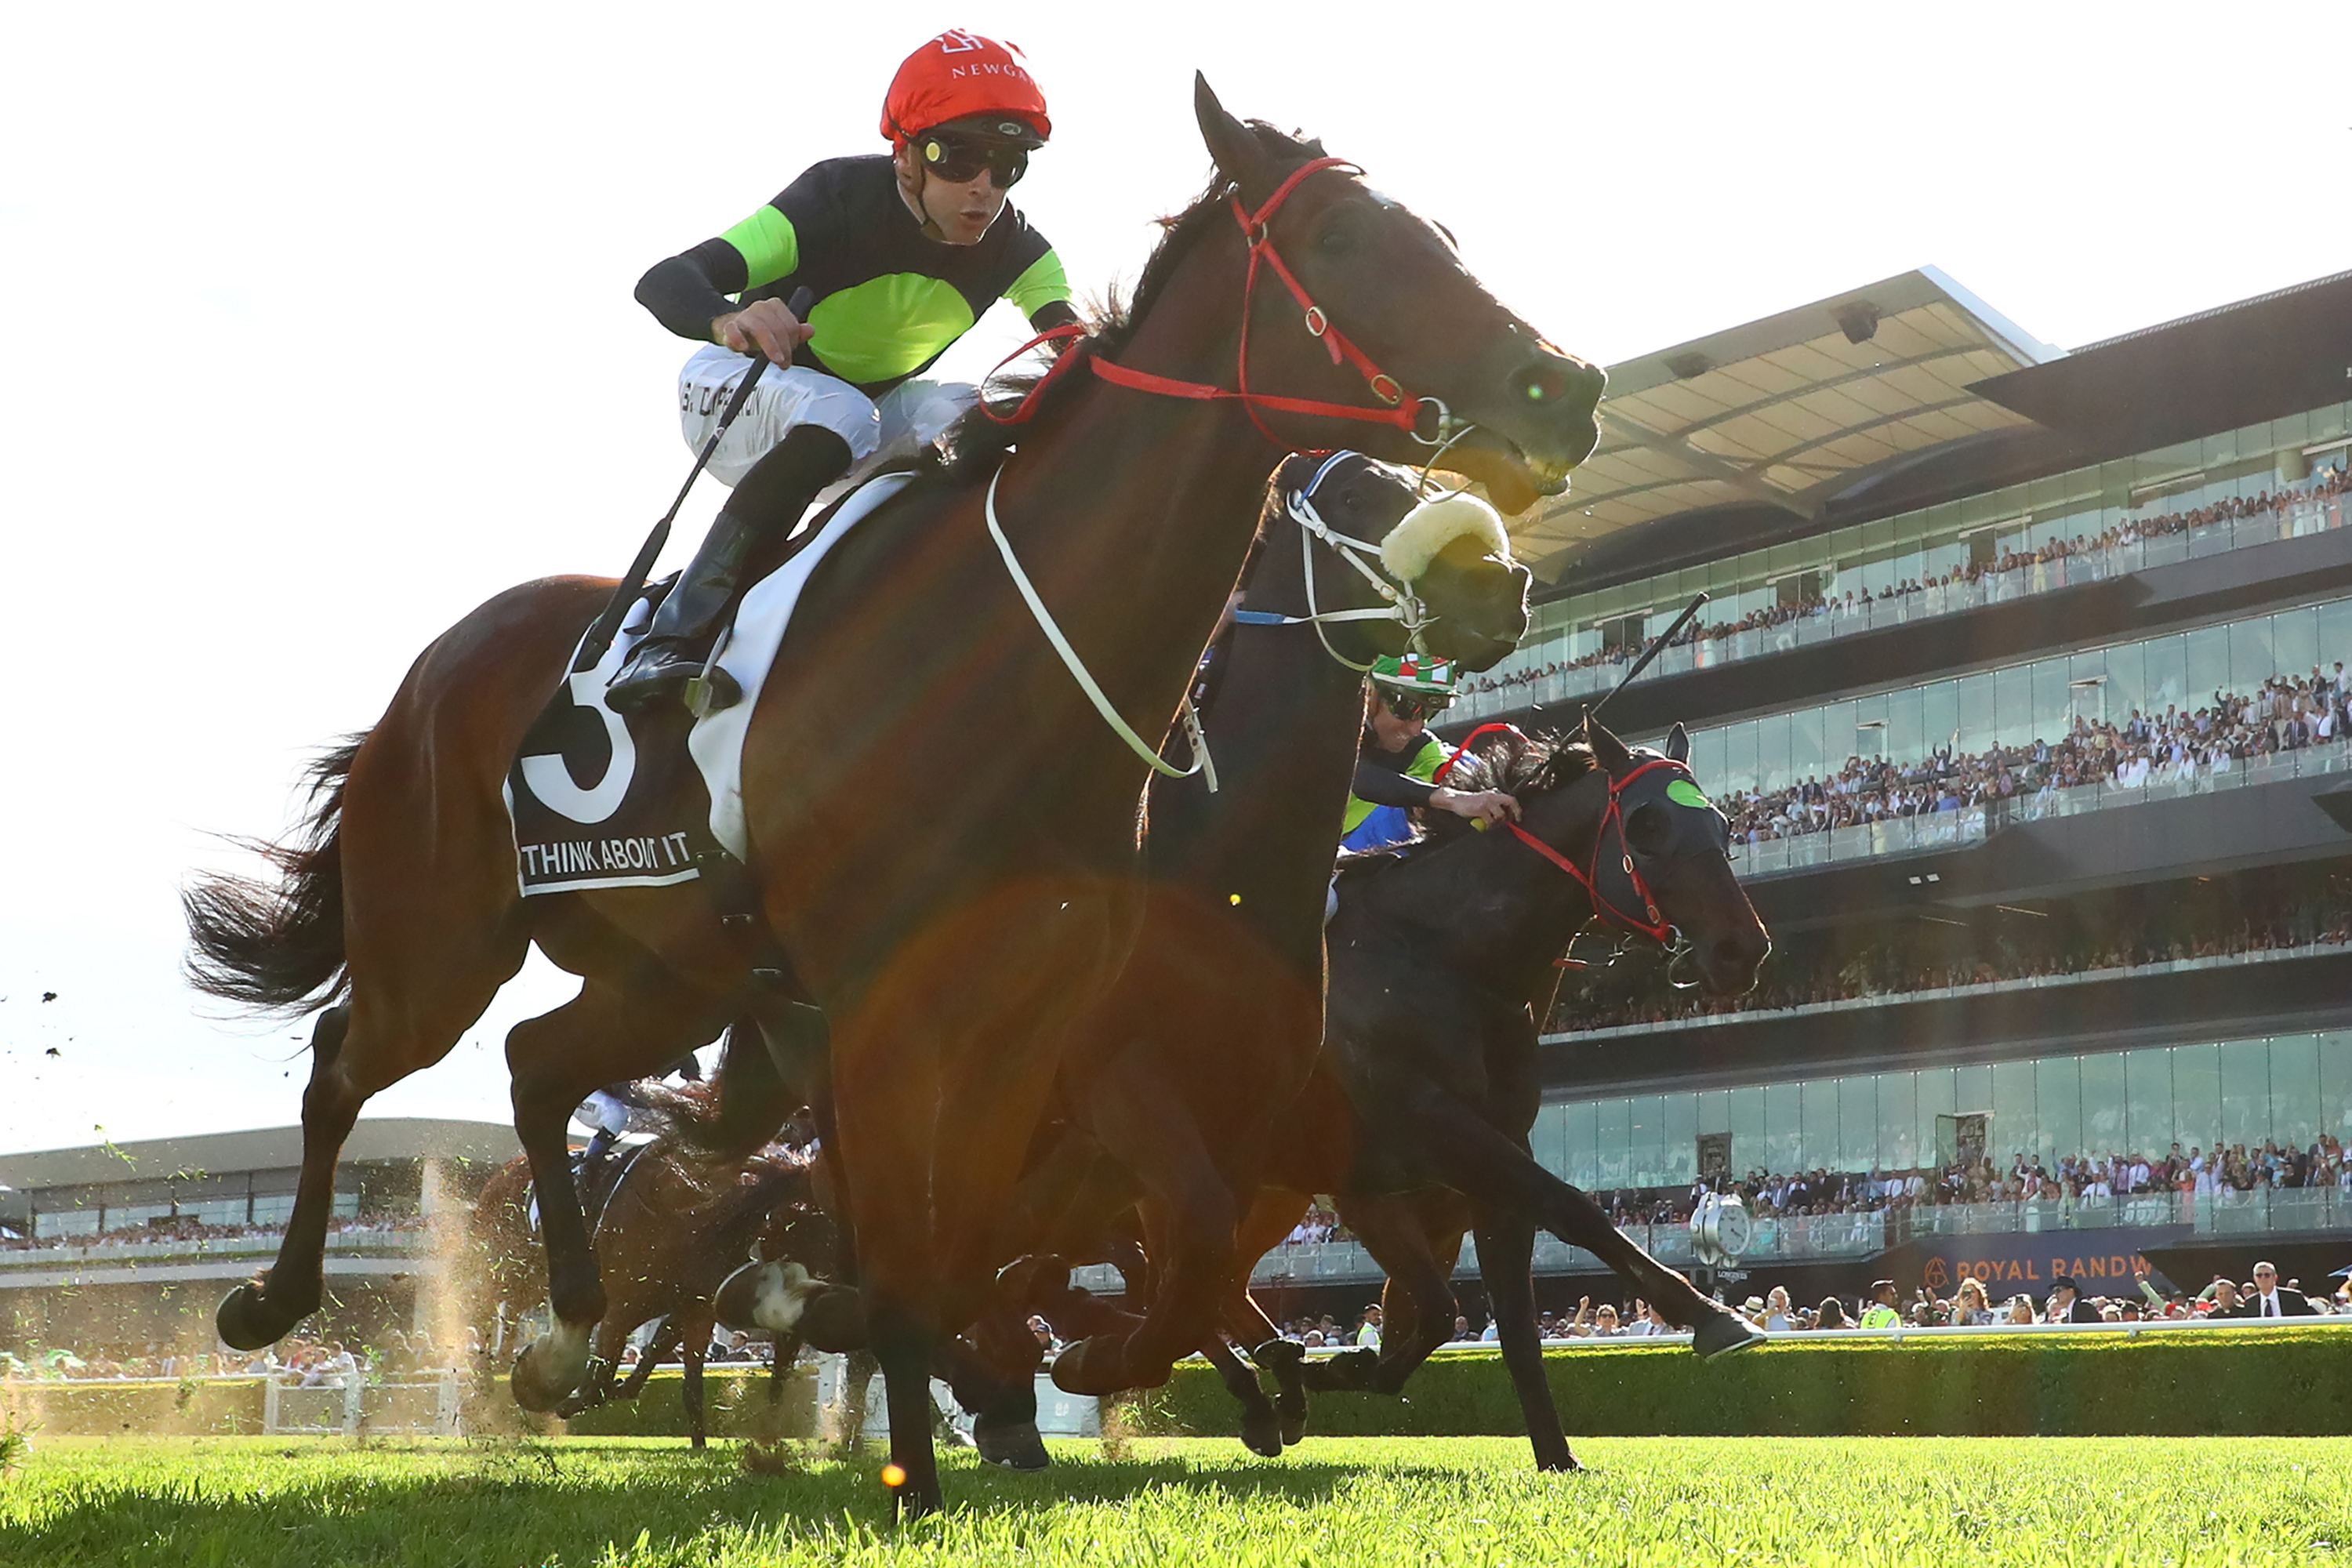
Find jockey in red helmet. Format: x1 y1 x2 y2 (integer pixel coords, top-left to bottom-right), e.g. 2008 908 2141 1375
614 30 1078 713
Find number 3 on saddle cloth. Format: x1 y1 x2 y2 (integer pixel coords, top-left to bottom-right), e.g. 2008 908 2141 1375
503 470 919 905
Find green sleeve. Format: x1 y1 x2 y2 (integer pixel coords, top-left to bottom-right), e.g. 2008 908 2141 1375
1004 248 1073 320
719 205 800 293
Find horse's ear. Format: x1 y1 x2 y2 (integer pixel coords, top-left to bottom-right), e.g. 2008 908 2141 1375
1666 722 1691 764
1583 712 1634 774
1195 74 1272 195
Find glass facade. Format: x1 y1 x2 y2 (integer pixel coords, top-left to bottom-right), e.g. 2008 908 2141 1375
1518 401 2352 659
1679 593 2352 801
1533 1029 2352 1189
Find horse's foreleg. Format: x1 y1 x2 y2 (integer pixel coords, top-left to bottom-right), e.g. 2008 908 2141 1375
1050 1076 1236 1398
615 1320 677 1401
507 982 723 1411
1200 1335 1283 1459
684 1345 708 1450
940 1313 1046 1470
1359 1212 1463 1397
1472 1212 1577 1472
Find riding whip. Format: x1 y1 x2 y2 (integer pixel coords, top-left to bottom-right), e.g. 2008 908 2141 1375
573 288 814 673
1584 591 1708 723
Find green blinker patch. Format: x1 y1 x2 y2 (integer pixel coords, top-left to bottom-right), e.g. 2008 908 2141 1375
1667 779 1711 811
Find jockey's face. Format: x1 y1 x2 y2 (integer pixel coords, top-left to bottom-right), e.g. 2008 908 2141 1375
894 142 1009 245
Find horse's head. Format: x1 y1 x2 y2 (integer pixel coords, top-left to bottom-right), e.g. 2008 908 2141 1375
1481 717 1769 997
1259 451 1532 671
1579 716 1769 996
1195 78 1604 514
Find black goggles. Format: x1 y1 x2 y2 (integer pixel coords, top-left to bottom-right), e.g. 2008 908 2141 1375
1383 688 1452 723
918 133 1029 188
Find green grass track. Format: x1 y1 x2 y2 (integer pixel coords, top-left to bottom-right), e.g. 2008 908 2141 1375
3 1435 2347 1567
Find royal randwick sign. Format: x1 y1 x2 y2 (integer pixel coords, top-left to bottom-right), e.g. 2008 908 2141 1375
1876 1223 2190 1297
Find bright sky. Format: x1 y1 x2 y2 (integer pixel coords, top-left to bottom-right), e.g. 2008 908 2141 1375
2 2 2345 1157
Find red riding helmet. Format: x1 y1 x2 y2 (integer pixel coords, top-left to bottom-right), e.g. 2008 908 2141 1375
880 30 1051 148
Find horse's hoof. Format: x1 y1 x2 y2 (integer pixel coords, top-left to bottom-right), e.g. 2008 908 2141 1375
1537 1450 1584 1473
510 1338 587 1413
716 1260 826 1335
1249 1338 1303 1374
1240 1410 1283 1459
214 1283 289 1352
1692 1309 1766 1359
973 1417 1050 1471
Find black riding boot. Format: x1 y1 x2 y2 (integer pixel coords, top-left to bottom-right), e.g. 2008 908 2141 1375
606 425 855 714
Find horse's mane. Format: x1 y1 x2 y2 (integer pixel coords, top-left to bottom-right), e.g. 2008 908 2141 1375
1338 731 1599 871
938 121 1327 481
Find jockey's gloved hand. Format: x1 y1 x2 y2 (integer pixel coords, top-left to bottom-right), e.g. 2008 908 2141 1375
1432 786 1519 826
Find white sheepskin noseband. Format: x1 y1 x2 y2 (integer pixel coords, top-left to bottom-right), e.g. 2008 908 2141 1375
1377 492 1512 583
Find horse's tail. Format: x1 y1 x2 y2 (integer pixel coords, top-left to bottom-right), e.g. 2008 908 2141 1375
644 1022 799 1161
182 734 365 1014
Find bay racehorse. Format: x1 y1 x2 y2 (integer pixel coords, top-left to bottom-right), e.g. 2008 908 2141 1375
1241 720 1769 1467
989 452 1530 1433
182 78 1602 1515
717 449 1532 1462
461 1126 832 1448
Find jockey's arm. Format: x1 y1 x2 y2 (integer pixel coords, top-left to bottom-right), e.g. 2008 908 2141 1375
636 162 1080 366
1353 750 1519 826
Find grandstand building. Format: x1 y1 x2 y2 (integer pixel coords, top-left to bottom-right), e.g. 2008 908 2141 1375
1254 266 2352 1319
0 1120 514 1356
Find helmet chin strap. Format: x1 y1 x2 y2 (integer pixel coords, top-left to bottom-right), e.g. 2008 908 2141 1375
895 149 949 242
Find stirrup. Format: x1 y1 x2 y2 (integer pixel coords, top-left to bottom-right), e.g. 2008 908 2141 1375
605 641 706 715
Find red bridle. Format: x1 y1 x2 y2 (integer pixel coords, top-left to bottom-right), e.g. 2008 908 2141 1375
983 157 1430 442
1436 723 1690 946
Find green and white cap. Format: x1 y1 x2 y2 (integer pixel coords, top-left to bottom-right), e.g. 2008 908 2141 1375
1370 653 1456 694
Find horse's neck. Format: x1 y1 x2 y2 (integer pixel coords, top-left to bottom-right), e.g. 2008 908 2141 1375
1384 825 1595 993
1149 621 1367 906
984 252 1279 735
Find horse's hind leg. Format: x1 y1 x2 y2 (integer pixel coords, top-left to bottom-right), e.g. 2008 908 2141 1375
1472 1211 1577 1472
218 955 513 1348
216 1004 356 1348
1401 1091 1759 1356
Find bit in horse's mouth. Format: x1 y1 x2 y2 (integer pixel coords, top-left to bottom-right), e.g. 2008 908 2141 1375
1443 432 1577 515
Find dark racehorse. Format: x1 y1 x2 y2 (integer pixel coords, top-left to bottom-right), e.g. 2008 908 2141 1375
182 78 1602 1515
462 1129 832 1448
969 452 1529 1450
1239 720 1769 1468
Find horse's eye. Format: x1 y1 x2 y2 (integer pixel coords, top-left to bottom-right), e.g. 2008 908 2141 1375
1624 803 1671 857
1317 220 1357 256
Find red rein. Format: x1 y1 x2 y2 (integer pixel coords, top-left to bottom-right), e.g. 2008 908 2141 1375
1435 726 1686 946
983 158 1425 439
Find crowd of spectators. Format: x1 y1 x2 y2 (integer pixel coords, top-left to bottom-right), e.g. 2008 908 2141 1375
1269 1254 2352 1352
0 1207 429 1254
1548 889 2352 1036
1712 664 2352 850
1573 1138 2352 1240
1461 465 2352 700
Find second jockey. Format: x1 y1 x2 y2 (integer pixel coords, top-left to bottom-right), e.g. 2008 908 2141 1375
611 30 1080 712
1340 655 1519 853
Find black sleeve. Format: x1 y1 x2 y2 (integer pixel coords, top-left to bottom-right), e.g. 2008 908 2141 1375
1029 298 1080 334
634 236 751 343
1352 757 1439 810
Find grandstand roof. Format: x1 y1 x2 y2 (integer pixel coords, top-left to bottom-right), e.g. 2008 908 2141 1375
0 1119 519 1192
1519 267 2063 579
